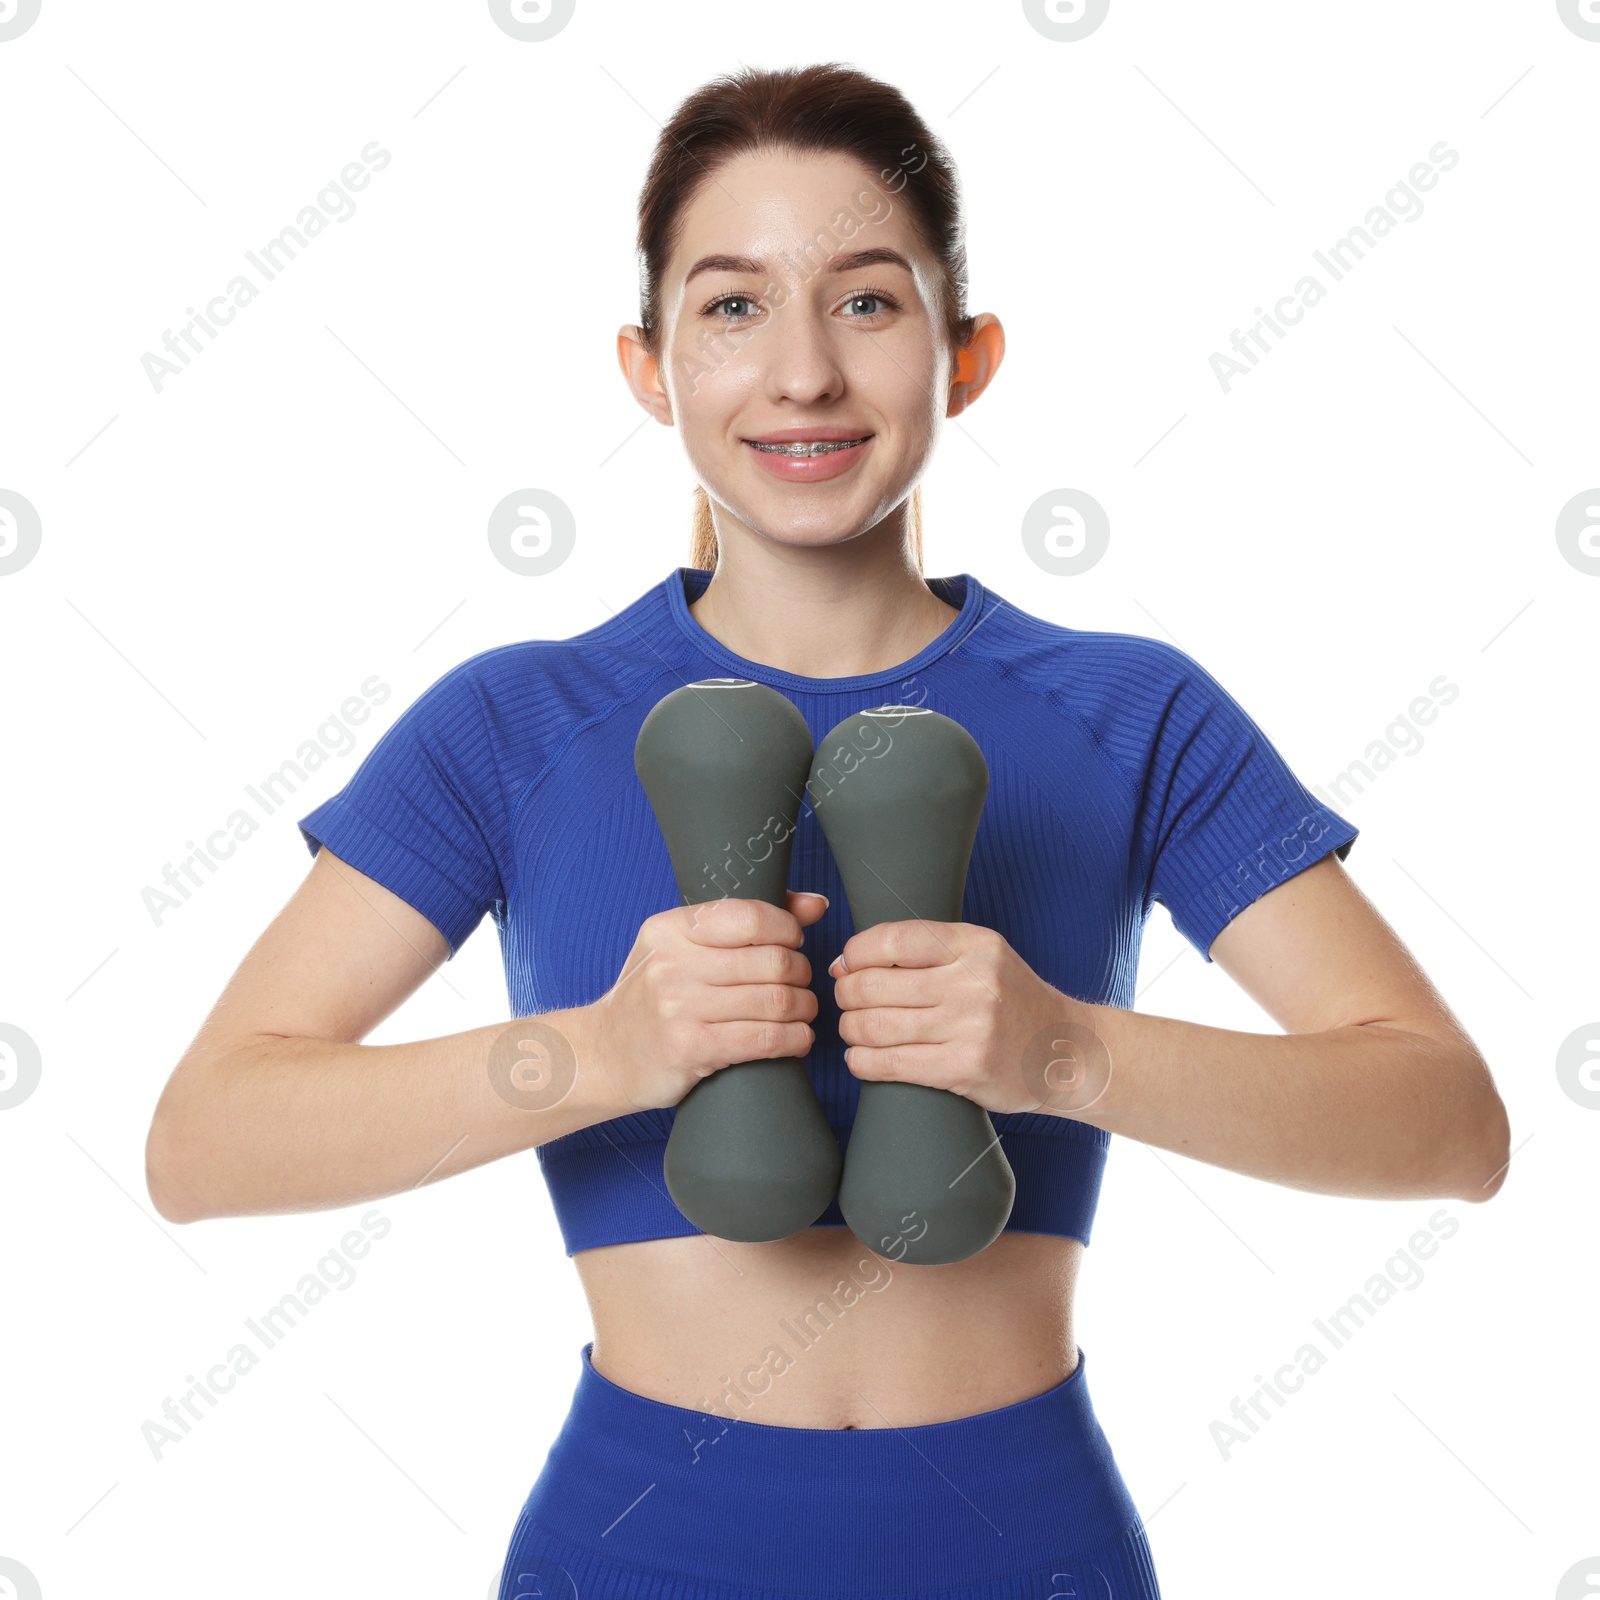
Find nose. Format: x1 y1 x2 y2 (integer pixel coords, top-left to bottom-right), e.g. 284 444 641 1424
757 302 849 407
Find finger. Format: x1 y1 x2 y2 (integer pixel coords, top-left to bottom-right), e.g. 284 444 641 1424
703 1018 816 1065
696 978 819 1026
702 942 813 990
786 890 831 927
837 1004 947 1048
833 964 944 1010
828 919 966 977
679 897 807 950
843 1042 947 1085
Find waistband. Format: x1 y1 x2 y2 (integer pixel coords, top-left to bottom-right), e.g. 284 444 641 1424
512 1341 1153 1598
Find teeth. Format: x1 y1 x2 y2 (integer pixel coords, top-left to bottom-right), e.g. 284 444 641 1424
749 437 868 456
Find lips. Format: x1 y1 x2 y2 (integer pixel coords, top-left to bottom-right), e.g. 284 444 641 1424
742 432 874 481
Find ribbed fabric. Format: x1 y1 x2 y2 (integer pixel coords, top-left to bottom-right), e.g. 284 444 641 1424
298 566 1356 1257
535 1108 1112 1256
495 1342 1162 1600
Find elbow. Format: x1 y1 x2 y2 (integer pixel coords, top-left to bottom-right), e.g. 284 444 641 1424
145 1095 208 1225
1444 1062 1512 1205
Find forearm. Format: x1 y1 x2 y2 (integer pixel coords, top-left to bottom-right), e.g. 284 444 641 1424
146 1003 625 1223
1061 999 1509 1203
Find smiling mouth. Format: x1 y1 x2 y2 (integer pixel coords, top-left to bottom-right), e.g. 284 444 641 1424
745 436 872 457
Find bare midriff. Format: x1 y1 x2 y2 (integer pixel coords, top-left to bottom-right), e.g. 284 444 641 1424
574 1225 1083 1430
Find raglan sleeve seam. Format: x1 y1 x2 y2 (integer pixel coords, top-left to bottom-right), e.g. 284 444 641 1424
1138 644 1359 960
1039 634 1359 964
295 656 512 960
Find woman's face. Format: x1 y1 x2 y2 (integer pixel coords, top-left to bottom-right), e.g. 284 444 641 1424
620 145 996 551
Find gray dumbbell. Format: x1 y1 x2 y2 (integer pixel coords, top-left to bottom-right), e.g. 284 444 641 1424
634 678 842 1242
809 705 1015 1265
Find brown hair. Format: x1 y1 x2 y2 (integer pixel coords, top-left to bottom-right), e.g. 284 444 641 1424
634 63 976 573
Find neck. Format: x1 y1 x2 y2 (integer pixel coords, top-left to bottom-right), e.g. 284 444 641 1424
687 511 959 680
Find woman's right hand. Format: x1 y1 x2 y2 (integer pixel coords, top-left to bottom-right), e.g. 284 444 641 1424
584 892 828 1112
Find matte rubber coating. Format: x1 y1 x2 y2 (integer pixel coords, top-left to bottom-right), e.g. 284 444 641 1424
808 705 1016 1265
634 679 842 1242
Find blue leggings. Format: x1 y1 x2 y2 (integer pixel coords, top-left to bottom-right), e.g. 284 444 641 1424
496 1342 1161 1600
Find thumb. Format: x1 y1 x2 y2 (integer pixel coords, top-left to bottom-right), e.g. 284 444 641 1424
786 889 831 926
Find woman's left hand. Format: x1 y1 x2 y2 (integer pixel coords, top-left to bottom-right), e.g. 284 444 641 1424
827 921 1110 1118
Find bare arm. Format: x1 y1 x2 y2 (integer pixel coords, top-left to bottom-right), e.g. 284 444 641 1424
144 846 628 1224
833 855 1511 1206
146 848 825 1224
1071 855 1512 1203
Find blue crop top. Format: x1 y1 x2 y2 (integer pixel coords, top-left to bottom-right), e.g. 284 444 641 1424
297 566 1357 1256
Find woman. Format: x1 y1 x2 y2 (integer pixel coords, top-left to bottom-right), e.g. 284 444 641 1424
145 62 1511 1600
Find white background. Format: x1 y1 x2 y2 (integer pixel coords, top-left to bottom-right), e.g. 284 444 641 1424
1 2 1595 1597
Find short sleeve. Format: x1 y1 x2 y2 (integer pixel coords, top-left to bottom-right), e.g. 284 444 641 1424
297 660 509 959
1138 645 1357 962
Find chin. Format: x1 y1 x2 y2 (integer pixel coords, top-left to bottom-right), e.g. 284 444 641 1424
765 497 895 543
746 517 867 551
742 488 908 548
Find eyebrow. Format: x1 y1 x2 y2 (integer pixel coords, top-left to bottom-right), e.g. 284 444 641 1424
683 246 915 285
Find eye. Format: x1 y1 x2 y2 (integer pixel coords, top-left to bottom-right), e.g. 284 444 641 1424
703 293 762 323
840 287 901 320
699 284 904 325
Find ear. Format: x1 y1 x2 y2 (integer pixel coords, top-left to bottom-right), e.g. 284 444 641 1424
617 324 674 425
946 313 1006 418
